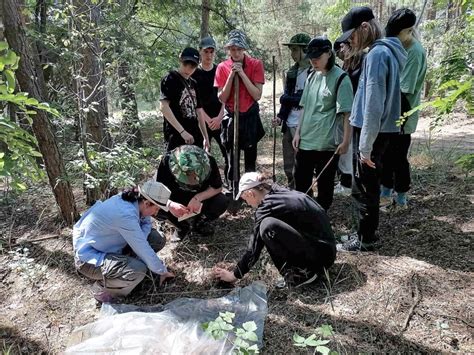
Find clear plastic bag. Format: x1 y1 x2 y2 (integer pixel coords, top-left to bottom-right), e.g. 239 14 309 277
66 282 267 354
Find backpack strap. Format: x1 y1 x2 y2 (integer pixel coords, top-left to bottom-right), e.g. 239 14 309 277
335 72 348 98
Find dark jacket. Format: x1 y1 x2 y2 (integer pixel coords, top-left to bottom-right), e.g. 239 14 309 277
234 185 336 279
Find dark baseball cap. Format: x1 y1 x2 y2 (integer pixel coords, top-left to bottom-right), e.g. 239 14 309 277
199 36 216 49
338 6 375 42
180 47 200 64
305 36 332 59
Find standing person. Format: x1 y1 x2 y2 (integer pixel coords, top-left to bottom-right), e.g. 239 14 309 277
213 172 336 288
380 8 427 209
335 7 407 252
192 36 229 185
292 36 353 211
215 29 265 192
273 33 312 189
155 145 229 240
73 181 175 303
160 47 210 152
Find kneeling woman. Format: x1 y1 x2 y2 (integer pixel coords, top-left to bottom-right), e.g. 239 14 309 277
73 181 175 302
214 173 336 286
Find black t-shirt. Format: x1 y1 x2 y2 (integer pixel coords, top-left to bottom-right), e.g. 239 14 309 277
156 152 222 205
160 70 202 140
192 65 222 118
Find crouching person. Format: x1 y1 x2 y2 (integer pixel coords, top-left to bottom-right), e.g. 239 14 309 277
155 145 229 240
213 172 336 288
73 181 175 303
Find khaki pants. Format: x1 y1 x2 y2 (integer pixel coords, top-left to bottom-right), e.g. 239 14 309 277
75 229 165 297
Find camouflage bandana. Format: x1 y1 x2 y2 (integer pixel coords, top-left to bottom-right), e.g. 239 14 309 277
169 145 211 189
224 29 249 49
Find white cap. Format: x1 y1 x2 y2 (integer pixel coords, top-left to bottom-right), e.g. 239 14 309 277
235 172 263 200
138 181 171 211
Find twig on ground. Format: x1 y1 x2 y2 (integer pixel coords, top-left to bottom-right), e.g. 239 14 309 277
400 273 421 333
149 288 233 296
11 234 66 247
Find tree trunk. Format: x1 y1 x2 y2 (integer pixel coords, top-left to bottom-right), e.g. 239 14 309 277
2 0 79 225
424 0 437 98
117 60 143 147
73 0 111 149
200 0 210 38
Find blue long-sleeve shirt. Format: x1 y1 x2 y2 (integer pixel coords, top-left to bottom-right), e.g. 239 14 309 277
72 194 167 274
350 37 407 157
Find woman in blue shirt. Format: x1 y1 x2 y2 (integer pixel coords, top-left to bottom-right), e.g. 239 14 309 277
73 181 175 302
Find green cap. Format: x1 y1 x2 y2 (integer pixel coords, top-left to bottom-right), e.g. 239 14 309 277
282 33 311 46
169 145 211 187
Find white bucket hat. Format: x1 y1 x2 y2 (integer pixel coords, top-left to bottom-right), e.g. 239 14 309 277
138 181 171 211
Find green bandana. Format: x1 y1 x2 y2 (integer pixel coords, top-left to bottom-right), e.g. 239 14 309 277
169 145 211 188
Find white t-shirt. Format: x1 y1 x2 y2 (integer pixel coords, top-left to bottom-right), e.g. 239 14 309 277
286 68 309 127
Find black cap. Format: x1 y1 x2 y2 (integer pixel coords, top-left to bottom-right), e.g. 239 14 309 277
180 47 200 64
338 7 375 42
385 8 416 37
305 36 332 59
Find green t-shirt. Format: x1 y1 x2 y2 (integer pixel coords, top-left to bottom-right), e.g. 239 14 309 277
401 39 427 134
299 66 353 151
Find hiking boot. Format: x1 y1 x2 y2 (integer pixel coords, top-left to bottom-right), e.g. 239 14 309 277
336 235 375 252
334 182 351 196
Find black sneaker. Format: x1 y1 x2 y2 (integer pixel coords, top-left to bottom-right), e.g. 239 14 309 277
283 268 320 288
336 236 375 252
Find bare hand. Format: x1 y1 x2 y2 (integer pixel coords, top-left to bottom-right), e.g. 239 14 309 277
169 201 190 217
292 132 300 151
231 62 244 75
187 197 202 213
203 139 210 153
335 142 349 155
208 116 223 131
272 117 281 127
360 152 376 168
159 271 175 286
213 267 238 283
180 131 194 145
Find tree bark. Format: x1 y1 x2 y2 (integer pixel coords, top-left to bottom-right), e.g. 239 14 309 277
200 0 210 38
2 0 79 225
117 60 142 147
73 0 111 149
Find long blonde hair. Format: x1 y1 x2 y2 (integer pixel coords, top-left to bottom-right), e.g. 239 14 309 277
348 18 382 55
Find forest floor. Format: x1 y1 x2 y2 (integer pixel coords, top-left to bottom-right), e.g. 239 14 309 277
1 85 473 354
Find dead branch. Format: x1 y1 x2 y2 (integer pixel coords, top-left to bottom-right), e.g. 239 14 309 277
400 273 421 332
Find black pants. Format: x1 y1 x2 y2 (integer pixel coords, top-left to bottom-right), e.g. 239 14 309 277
207 126 229 182
259 217 336 275
381 134 411 193
227 145 258 183
294 149 339 211
156 192 229 232
352 127 395 242
339 172 352 188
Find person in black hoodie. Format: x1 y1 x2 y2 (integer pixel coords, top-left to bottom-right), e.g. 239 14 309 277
213 172 336 287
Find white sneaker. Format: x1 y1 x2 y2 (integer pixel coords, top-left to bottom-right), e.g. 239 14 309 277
334 182 351 196
339 232 358 243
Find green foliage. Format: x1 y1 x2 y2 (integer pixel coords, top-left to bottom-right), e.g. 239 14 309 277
0 41 60 192
202 312 259 354
69 143 154 191
455 153 474 177
293 324 337 355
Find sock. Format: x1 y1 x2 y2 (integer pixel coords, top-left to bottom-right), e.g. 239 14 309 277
396 192 407 205
380 185 393 198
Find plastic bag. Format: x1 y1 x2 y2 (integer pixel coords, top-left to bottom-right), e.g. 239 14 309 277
66 282 267 354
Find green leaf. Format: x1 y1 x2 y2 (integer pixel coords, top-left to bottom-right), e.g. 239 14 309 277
0 41 8 51
293 333 305 343
220 311 235 323
4 69 15 92
242 321 257 332
317 324 334 338
316 345 331 355
3 50 17 65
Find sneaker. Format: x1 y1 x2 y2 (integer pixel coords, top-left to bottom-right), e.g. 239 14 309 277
337 236 375 252
91 282 117 304
295 272 319 288
380 196 393 208
334 182 351 196
283 268 319 288
339 232 358 243
274 276 286 289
